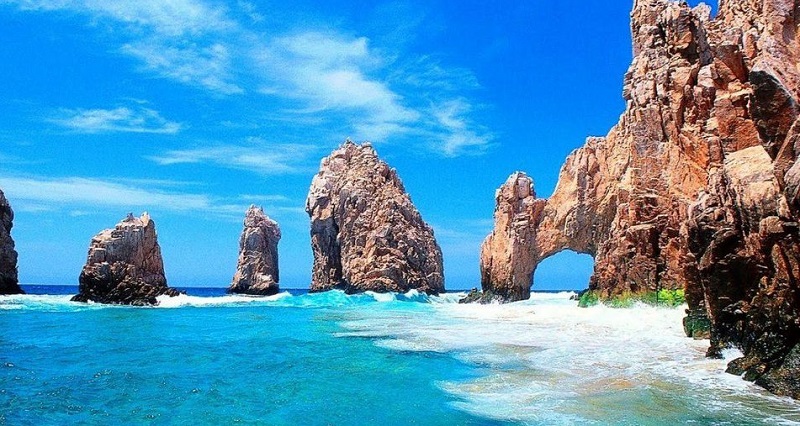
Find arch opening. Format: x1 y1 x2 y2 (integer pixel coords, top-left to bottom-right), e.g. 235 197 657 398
533 250 594 292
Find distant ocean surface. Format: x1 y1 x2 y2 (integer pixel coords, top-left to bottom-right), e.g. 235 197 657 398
3 286 800 425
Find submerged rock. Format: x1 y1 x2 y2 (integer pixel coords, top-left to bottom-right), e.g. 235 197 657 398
306 140 444 295
0 189 22 295
229 205 281 296
72 213 181 306
478 0 800 398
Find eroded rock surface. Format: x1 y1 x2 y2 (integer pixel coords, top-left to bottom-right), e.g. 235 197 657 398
0 189 22 295
306 140 444 294
229 205 281 296
72 213 181 306
479 172 548 303
479 0 800 398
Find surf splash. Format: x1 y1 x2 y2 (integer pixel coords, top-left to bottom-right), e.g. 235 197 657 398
334 292 800 424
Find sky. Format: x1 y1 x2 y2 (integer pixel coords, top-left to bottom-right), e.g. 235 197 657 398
0 0 717 290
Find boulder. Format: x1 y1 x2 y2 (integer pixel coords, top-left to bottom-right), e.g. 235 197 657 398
306 140 444 294
72 213 181 306
229 205 281 296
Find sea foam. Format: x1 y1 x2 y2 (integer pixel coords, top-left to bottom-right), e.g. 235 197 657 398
334 291 800 424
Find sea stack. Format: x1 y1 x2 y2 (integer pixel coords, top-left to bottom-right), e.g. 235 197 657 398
229 205 281 296
0 189 22 295
306 140 444 294
72 213 181 306
478 0 800 398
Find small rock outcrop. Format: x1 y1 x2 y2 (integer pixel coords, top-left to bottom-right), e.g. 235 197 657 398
478 0 800 398
229 205 281 296
306 140 444 294
0 189 22 295
72 213 181 306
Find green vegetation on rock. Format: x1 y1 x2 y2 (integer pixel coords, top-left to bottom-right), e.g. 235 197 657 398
577 289 685 308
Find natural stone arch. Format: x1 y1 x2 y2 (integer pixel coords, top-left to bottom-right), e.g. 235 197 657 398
479 172 600 301
478 0 800 401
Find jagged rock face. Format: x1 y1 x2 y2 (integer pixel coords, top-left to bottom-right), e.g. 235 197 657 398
481 0 714 302
306 141 444 295
480 0 800 397
0 189 22 295
479 172 548 303
229 205 281 296
72 213 181 306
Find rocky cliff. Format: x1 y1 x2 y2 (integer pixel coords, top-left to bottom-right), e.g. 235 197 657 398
306 140 444 294
479 0 800 398
229 205 281 296
72 213 181 306
0 189 22 295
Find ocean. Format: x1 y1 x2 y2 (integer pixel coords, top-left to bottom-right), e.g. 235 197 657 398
2 287 800 425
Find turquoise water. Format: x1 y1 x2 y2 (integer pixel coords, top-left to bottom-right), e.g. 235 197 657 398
3 287 800 425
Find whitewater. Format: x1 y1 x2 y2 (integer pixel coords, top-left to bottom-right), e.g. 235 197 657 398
2 288 800 425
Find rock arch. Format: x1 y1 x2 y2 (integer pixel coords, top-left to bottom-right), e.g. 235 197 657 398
479 0 800 399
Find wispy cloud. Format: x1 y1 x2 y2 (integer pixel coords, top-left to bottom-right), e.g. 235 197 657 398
8 0 240 93
5 0 495 156
430 99 494 157
122 40 242 94
0 174 310 222
1 176 212 211
53 106 182 134
11 0 234 35
147 138 316 175
257 32 419 141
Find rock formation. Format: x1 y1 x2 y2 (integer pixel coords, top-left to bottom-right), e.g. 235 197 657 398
479 0 800 398
479 172 550 303
306 140 444 294
229 205 281 296
72 213 181 306
0 189 22 295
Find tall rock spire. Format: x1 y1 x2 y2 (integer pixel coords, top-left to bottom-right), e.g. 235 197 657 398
306 141 444 295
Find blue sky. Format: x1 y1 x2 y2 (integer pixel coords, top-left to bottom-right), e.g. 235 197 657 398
0 0 716 290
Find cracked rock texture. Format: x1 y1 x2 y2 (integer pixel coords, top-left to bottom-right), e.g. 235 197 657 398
306 141 444 294
0 189 22 295
229 205 281 296
72 213 181 306
480 0 800 398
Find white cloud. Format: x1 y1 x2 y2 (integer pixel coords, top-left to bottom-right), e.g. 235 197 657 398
1 176 211 211
11 0 234 36
0 175 311 225
0 175 276 221
257 32 419 141
430 99 494 157
53 106 182 134
147 139 315 175
122 40 242 94
392 55 480 92
6 0 495 156
7 0 240 94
